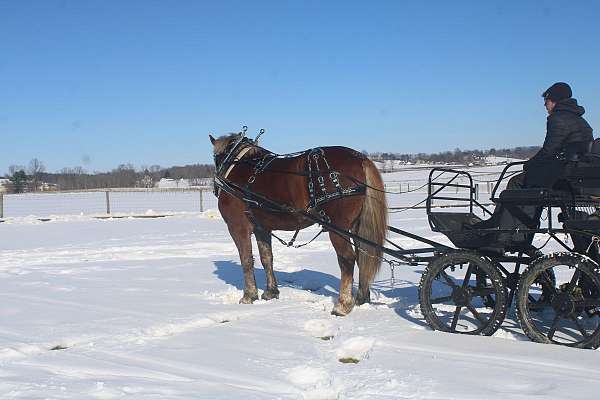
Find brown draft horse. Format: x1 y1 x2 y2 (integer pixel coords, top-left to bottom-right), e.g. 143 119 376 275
209 132 387 316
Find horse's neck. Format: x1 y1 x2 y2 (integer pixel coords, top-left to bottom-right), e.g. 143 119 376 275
242 144 271 160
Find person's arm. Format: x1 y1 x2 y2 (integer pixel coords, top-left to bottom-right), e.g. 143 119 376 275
526 114 569 166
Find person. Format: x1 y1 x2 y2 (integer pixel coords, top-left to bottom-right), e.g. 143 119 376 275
473 83 593 253
524 82 593 187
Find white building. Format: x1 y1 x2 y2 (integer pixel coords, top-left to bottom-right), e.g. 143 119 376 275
0 178 10 193
155 178 190 189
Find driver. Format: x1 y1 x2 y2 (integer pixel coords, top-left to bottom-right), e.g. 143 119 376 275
524 82 593 187
474 83 593 250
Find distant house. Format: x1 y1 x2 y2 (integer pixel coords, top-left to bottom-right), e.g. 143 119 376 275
155 177 213 188
39 182 59 192
0 178 10 193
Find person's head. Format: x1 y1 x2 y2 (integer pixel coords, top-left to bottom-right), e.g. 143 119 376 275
542 82 572 114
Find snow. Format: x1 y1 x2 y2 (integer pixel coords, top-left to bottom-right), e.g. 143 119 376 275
1 164 600 399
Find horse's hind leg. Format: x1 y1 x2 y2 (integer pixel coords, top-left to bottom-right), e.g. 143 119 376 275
255 228 279 300
329 232 356 316
229 225 258 304
355 253 372 306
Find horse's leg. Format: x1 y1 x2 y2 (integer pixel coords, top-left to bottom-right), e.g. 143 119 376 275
229 224 258 304
355 256 371 305
329 232 356 316
255 228 279 300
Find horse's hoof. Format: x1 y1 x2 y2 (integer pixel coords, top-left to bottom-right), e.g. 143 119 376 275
261 289 280 301
355 292 371 306
331 301 354 316
239 294 258 304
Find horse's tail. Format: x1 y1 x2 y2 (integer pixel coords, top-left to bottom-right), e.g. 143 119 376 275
356 158 388 285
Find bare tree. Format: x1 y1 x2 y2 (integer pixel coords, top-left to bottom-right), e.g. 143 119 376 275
28 158 46 191
9 165 26 176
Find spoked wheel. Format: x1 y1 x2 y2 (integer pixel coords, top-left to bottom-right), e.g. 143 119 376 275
419 251 508 335
516 253 600 349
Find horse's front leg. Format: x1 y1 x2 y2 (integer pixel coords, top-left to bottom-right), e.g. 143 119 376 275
329 232 356 316
229 224 258 304
255 228 279 300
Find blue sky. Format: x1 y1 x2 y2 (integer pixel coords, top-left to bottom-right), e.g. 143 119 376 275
1 0 599 173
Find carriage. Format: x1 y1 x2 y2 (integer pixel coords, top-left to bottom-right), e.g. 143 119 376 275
211 128 600 349
420 159 600 349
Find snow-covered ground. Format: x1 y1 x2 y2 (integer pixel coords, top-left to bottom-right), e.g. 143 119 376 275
2 163 599 398
2 196 600 399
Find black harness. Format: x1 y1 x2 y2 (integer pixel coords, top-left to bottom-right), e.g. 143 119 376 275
213 139 366 246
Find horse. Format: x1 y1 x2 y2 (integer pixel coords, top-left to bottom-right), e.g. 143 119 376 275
209 132 387 316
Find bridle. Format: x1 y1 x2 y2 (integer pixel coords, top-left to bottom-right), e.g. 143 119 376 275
213 127 263 197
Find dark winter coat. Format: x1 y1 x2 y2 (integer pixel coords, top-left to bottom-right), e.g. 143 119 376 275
528 98 593 164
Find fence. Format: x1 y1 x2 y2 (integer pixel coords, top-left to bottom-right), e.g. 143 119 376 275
0 175 506 219
0 188 218 219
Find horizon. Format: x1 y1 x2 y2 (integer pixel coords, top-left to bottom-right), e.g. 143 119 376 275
1 1 599 173
2 143 540 177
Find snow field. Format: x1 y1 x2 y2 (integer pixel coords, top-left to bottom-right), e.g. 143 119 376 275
2 163 600 399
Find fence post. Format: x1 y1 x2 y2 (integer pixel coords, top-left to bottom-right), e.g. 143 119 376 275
199 189 204 212
105 191 111 214
0 193 3 218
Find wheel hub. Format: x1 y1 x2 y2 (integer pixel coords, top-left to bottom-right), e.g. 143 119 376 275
551 293 575 316
451 287 471 307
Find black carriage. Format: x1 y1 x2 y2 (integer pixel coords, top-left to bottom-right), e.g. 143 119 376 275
419 158 600 349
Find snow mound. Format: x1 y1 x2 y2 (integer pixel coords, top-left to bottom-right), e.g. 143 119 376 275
200 209 221 219
286 366 340 400
202 288 243 304
304 319 336 339
142 317 216 338
335 336 375 363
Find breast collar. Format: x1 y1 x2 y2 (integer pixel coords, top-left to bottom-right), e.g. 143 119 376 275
214 144 256 198
222 146 254 180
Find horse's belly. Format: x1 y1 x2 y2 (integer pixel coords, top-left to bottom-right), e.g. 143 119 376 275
252 210 314 232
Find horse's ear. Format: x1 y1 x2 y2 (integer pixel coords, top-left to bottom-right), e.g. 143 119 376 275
209 134 216 145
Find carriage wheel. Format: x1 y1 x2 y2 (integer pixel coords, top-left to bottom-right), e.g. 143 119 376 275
516 253 600 349
419 251 508 336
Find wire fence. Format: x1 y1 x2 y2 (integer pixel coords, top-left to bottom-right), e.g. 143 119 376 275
0 188 219 219
0 175 506 219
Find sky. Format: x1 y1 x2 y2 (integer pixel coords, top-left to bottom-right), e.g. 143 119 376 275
1 0 599 173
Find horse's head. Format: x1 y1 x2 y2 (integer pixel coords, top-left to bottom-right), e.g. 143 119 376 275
209 133 246 173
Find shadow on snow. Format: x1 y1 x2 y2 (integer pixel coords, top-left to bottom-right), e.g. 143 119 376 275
213 260 341 298
213 260 432 327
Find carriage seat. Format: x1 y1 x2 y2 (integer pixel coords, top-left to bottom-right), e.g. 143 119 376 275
428 212 522 252
428 189 544 253
497 187 575 206
497 188 549 204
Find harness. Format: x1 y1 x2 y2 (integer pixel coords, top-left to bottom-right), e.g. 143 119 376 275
213 138 366 247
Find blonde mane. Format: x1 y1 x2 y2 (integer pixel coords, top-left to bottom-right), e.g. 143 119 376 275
213 133 264 158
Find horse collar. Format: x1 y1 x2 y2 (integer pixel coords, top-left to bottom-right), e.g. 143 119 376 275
214 145 255 198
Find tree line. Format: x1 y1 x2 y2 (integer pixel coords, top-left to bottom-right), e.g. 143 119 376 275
2 159 215 193
364 146 540 164
2 146 539 193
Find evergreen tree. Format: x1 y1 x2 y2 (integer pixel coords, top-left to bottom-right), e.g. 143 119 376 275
10 170 28 193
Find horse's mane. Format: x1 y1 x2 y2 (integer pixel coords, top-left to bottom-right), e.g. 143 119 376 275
213 133 267 158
